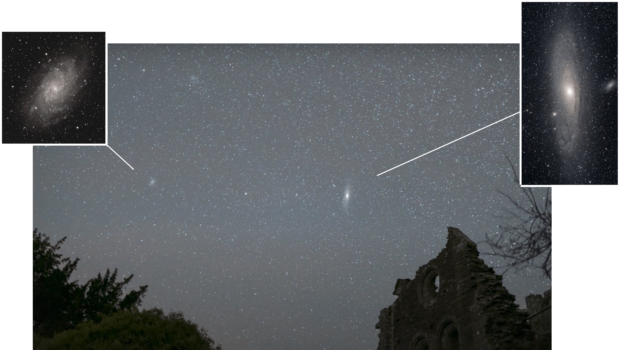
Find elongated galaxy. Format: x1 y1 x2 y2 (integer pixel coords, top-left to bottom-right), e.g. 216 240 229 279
550 26 582 156
26 58 86 126
342 183 352 211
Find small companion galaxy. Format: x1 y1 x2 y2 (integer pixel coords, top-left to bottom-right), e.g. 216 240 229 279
522 3 617 184
2 32 105 143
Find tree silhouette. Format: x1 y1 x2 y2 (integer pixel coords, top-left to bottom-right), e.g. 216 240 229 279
81 268 149 323
33 229 82 337
33 230 148 337
484 157 552 279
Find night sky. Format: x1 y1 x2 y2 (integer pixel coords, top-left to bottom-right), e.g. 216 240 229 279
522 2 618 184
2 32 105 144
33 44 551 350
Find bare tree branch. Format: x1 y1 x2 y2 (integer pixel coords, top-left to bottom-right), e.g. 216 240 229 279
483 156 552 279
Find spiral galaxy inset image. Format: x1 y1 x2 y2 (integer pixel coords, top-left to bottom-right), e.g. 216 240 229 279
522 3 617 184
550 28 582 156
2 32 106 144
27 57 88 127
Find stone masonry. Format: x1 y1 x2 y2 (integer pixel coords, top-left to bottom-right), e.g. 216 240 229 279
375 227 551 350
525 290 551 350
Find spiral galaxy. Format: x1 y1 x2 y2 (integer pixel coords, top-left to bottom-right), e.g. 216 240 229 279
26 57 87 127
522 2 617 184
550 26 582 156
342 183 352 211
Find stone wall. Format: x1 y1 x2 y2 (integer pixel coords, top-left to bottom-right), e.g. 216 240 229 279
525 290 551 350
375 227 549 350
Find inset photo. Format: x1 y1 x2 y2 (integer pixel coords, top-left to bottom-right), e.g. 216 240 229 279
522 2 617 185
2 32 106 144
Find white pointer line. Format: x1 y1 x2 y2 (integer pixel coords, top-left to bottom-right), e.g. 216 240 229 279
107 145 134 170
377 111 520 177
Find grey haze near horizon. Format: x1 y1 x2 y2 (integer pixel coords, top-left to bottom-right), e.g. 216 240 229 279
34 44 550 350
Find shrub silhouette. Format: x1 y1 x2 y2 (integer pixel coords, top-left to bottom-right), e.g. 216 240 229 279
35 307 222 350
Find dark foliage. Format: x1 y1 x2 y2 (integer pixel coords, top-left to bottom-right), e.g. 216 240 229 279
33 230 148 338
35 308 223 350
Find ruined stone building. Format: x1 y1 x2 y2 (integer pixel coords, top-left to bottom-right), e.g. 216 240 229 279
375 227 551 350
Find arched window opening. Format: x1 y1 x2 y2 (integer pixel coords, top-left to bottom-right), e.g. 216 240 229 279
411 336 429 350
448 328 459 350
441 322 460 350
420 269 440 306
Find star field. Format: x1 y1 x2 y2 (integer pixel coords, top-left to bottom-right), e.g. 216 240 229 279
34 44 550 350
